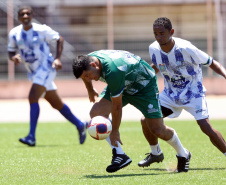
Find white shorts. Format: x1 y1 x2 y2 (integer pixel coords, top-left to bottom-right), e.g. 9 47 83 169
160 91 209 120
27 67 57 91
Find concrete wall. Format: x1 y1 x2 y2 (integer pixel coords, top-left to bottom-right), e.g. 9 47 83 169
0 77 225 99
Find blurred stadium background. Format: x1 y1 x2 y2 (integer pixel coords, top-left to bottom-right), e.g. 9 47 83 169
1 0 226 99
0 0 226 122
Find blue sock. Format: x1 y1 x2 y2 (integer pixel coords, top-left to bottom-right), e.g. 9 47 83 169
29 103 40 139
59 104 83 130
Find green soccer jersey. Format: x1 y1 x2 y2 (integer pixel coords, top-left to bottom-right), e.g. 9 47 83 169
89 50 156 97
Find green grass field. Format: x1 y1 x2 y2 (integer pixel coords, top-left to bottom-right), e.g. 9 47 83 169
0 120 225 185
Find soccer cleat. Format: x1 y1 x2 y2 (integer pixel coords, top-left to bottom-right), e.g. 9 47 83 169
175 150 191 173
19 135 36 146
138 153 164 167
78 121 88 144
106 148 132 173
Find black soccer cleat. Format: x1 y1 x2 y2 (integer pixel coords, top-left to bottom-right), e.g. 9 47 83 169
175 150 191 173
138 153 164 167
19 135 36 146
106 148 132 173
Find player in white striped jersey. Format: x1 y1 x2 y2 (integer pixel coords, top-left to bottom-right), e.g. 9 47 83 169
138 17 226 170
8 6 87 146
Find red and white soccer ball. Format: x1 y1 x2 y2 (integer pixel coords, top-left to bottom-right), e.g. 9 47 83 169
88 116 112 140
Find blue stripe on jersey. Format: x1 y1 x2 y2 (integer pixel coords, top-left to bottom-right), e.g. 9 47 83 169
197 81 203 93
185 89 192 101
186 65 196 75
160 52 169 66
40 43 44 52
160 52 171 81
33 31 38 37
152 53 157 66
174 49 183 75
13 35 16 42
22 32 27 41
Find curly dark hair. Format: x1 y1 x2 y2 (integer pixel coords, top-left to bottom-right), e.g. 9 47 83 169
153 17 172 31
72 55 92 78
17 5 33 16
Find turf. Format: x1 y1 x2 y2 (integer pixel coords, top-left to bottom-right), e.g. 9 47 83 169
0 120 225 185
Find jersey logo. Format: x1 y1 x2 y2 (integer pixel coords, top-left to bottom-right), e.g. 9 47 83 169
170 75 189 89
159 64 167 74
147 104 158 114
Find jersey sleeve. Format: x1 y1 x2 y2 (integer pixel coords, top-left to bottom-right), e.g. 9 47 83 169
186 43 213 66
8 29 17 52
149 44 159 68
105 63 125 98
42 24 60 42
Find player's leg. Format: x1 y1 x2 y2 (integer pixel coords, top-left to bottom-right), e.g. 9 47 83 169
145 117 191 172
90 97 112 118
44 89 88 144
19 84 46 146
90 97 125 154
139 105 173 157
92 88 132 173
130 83 190 172
91 97 128 153
138 116 164 167
186 96 226 156
197 118 226 155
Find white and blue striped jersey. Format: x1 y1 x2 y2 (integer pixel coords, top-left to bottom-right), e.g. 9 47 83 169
149 37 213 105
8 23 60 73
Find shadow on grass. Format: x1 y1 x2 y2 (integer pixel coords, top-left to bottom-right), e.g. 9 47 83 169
142 167 226 172
189 168 226 171
16 144 66 148
85 169 171 179
85 167 226 179
85 173 164 178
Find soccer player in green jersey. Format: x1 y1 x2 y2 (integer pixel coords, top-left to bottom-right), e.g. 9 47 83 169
72 50 191 173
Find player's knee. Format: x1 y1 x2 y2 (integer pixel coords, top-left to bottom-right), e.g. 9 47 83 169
51 103 62 110
28 94 39 103
90 107 110 119
90 106 101 118
149 126 164 138
140 117 146 126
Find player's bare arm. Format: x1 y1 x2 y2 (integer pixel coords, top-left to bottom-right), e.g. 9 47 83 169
82 79 99 102
110 94 123 147
8 52 21 65
52 35 64 70
209 60 226 79
150 63 160 74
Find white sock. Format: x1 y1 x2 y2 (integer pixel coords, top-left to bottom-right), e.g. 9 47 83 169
166 130 188 158
150 143 162 155
106 136 124 154
224 152 226 157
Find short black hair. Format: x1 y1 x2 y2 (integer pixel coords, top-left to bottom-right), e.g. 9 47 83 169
72 55 92 78
17 5 33 15
153 17 172 31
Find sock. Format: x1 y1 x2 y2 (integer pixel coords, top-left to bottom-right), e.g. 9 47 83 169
224 152 226 157
166 130 188 158
106 136 124 154
59 104 83 131
29 103 40 139
150 143 162 155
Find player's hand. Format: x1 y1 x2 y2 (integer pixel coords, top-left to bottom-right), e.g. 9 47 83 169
110 130 123 147
88 88 99 103
11 54 21 65
52 59 62 70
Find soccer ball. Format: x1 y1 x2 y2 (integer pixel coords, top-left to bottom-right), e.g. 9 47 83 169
88 116 112 140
